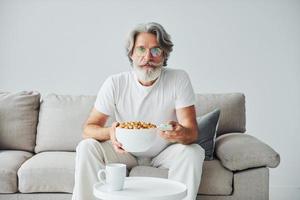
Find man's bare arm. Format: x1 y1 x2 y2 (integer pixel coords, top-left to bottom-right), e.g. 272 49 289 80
82 108 125 153
176 105 198 144
82 108 111 141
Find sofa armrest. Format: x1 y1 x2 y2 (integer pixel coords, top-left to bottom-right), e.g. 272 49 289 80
215 133 280 171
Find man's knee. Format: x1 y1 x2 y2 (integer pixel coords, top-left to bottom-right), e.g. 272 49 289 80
176 143 205 161
76 138 104 158
190 144 205 160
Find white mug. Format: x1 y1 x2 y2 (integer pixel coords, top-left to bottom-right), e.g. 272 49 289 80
97 163 126 191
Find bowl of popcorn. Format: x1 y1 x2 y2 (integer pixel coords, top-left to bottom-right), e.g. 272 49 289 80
115 121 159 153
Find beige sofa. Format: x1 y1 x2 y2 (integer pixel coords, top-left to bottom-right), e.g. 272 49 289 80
0 91 280 200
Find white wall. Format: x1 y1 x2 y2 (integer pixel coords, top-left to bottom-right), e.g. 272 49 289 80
1 0 299 198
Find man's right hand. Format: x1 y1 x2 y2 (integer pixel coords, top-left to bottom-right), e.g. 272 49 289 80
110 122 126 154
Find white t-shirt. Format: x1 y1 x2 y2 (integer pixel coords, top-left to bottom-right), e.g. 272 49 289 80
94 68 195 157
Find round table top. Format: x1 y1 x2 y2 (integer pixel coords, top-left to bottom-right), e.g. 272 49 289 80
93 176 187 200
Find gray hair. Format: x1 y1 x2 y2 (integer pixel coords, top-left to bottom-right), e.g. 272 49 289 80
125 22 173 66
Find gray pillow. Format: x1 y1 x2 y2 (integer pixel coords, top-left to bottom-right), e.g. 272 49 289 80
196 109 221 160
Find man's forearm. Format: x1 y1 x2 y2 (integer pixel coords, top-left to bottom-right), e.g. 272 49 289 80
82 124 111 141
179 127 198 145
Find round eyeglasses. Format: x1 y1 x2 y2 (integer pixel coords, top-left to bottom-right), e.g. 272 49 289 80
134 46 163 58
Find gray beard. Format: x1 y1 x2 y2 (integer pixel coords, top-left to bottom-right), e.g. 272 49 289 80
132 62 163 83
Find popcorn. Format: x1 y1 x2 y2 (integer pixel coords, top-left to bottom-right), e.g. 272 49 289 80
118 121 157 129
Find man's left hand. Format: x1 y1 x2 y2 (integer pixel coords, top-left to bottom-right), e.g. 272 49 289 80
159 121 187 143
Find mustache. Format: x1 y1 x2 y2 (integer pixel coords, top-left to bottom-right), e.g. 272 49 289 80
139 60 164 67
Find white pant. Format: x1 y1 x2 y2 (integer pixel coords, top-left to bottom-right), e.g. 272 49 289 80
72 139 205 200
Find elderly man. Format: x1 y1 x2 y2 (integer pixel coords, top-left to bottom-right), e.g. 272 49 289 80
72 22 205 200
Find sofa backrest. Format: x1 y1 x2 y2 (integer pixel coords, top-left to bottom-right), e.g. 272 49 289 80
34 94 96 153
0 91 246 152
195 93 246 136
33 92 246 152
0 91 40 152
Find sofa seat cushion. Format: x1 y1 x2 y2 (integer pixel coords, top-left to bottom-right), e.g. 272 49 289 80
0 150 33 193
18 152 75 193
129 166 168 178
129 159 233 195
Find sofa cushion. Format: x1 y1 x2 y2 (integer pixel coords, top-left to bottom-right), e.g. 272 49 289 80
0 150 33 193
198 159 233 195
196 109 220 160
215 133 280 171
129 159 233 195
0 193 72 199
129 166 168 178
35 94 95 153
18 152 75 193
0 91 40 152
195 93 245 136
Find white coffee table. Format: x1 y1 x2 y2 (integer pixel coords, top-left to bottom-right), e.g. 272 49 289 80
93 176 187 200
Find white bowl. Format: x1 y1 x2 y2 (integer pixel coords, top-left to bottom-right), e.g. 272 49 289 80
115 127 158 153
